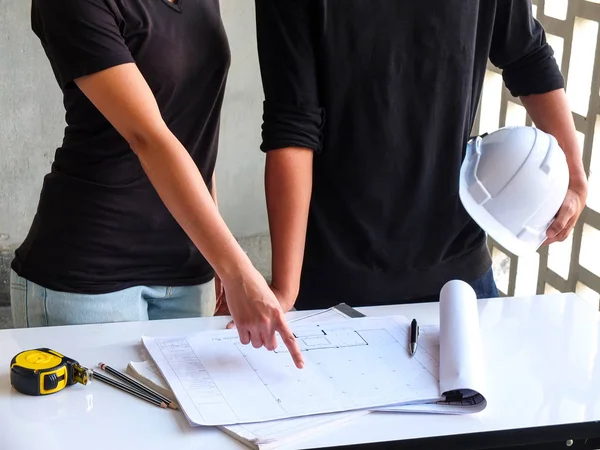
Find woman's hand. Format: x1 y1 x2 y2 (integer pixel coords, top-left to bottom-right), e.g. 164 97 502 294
222 265 304 368
226 284 297 328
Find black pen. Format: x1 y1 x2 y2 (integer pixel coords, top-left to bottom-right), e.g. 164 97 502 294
410 318 419 355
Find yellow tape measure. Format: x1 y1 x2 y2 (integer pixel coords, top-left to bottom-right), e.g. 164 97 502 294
10 348 92 396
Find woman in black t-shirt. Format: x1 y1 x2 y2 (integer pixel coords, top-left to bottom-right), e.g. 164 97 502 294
9 0 303 368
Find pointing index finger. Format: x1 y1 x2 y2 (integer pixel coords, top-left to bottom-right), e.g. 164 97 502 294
277 321 304 369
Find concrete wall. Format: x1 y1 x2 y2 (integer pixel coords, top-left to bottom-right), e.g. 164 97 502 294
0 1 271 306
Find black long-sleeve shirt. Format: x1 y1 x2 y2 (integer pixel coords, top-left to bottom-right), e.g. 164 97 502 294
255 0 564 308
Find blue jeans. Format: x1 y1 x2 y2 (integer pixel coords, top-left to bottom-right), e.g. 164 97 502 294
469 267 499 299
9 270 216 328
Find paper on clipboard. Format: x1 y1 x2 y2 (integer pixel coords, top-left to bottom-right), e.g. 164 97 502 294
374 280 487 414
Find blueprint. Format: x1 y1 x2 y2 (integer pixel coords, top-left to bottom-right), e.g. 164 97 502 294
142 316 441 426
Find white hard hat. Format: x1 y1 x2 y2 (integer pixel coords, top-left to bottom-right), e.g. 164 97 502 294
459 126 569 256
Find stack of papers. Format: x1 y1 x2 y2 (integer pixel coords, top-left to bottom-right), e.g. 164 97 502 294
137 280 487 448
128 304 370 449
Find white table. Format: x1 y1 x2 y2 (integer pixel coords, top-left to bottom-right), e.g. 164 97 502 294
1 293 600 450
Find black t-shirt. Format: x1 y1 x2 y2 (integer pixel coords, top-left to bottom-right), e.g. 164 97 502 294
255 0 564 308
12 0 230 293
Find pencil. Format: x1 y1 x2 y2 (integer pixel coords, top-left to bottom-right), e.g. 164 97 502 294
92 370 168 409
98 362 178 410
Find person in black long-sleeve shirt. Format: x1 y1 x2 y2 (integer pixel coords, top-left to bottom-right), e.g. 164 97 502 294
254 1 588 310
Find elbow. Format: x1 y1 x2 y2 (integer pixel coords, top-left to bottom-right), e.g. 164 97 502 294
125 126 170 158
126 130 151 156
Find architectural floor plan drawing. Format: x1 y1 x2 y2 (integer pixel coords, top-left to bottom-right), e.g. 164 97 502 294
142 316 443 426
274 326 369 352
142 281 488 426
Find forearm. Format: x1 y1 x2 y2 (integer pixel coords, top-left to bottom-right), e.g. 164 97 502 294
134 134 251 282
520 89 587 190
265 148 313 305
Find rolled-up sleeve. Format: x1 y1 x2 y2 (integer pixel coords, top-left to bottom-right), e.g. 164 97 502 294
489 0 564 97
254 0 324 153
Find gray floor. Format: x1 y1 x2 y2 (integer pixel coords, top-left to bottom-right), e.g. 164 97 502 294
0 306 12 329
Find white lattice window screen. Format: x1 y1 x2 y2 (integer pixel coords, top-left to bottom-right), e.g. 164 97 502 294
473 0 600 306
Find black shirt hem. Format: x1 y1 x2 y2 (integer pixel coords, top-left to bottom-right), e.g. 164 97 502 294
295 240 492 310
10 259 215 295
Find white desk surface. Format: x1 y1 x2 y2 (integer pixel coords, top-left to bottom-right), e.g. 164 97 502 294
1 293 599 450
